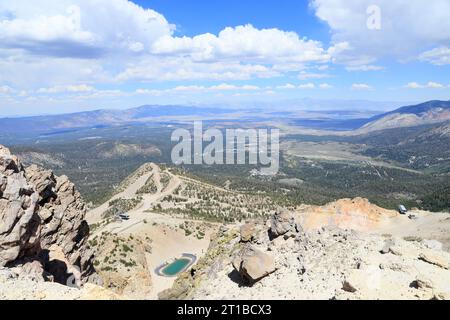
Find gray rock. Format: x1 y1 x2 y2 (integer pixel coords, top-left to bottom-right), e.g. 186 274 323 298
342 280 357 293
283 231 296 240
232 245 276 283
0 145 95 284
240 223 256 242
19 260 46 282
419 251 449 269
411 275 434 289
380 239 395 254
270 208 295 238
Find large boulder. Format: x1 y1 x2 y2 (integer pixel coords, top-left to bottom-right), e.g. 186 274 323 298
269 208 295 238
0 145 95 284
232 245 276 283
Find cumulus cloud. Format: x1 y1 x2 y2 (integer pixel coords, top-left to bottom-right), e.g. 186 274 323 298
1 0 448 107
0 1 340 87
405 81 446 89
419 47 450 65
151 24 331 65
310 0 450 66
0 0 174 58
115 21 344 83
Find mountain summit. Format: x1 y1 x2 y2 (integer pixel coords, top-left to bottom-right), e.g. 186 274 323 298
358 100 450 133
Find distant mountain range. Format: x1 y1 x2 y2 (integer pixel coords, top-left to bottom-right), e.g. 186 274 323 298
0 105 232 135
0 100 449 136
357 100 450 133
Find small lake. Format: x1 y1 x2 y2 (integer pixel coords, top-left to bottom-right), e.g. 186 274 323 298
161 258 191 276
155 254 197 277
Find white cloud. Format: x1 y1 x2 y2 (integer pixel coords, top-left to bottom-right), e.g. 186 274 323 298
419 47 450 65
241 85 260 91
117 22 341 82
0 0 174 58
298 71 331 80
405 82 423 89
171 85 206 92
129 42 145 53
151 24 331 65
0 85 14 94
298 83 315 89
0 1 343 88
351 83 372 90
0 50 110 88
311 0 450 66
276 83 297 89
275 82 331 90
209 84 239 91
345 64 384 72
114 57 280 82
135 88 163 96
405 81 446 89
1 0 446 107
37 84 95 93
427 82 445 89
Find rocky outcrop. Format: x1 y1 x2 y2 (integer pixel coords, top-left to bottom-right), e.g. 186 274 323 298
164 205 450 300
0 145 95 285
0 145 39 266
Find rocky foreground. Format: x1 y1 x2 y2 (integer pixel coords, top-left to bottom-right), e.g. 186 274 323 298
0 267 119 300
0 145 113 299
161 208 450 300
1 144 450 300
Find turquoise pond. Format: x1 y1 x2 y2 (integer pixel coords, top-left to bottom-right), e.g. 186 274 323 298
161 258 191 276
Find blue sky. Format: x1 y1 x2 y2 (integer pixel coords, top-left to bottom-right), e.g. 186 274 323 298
134 0 330 39
0 0 449 116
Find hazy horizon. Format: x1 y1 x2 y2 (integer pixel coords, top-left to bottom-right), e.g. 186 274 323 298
0 98 422 119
